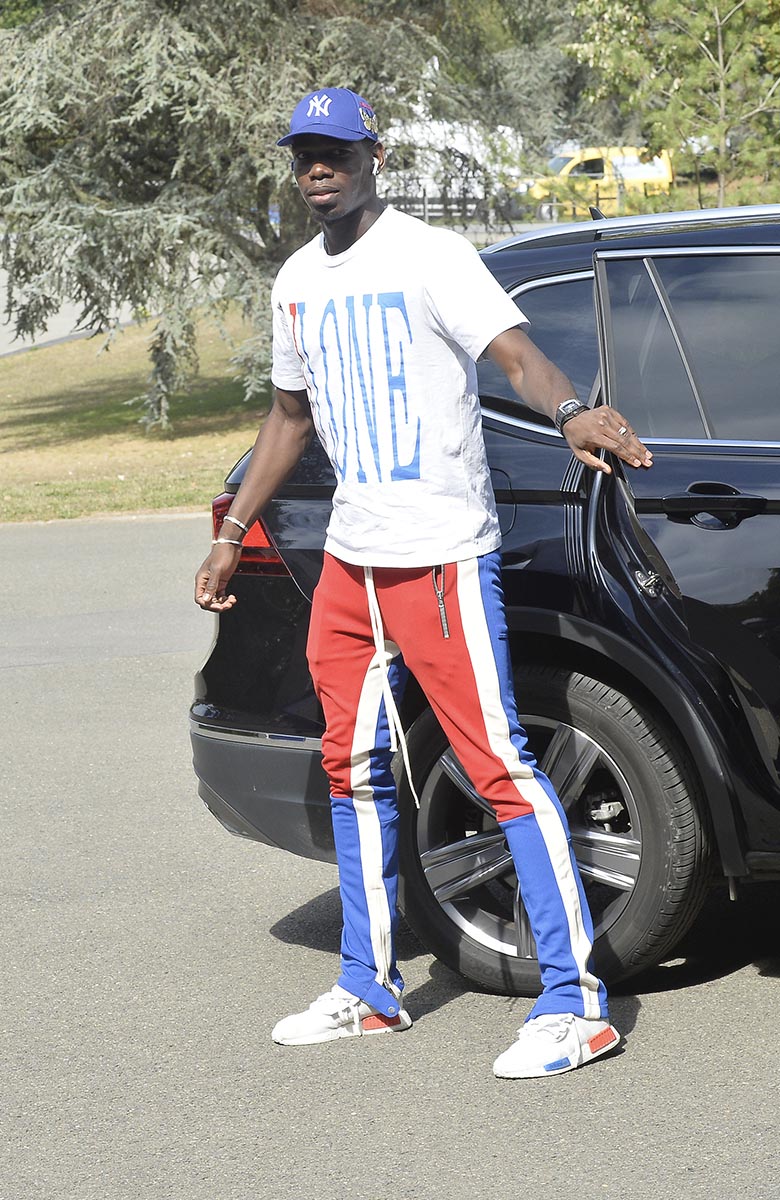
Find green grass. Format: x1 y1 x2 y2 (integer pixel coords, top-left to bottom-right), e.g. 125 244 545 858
4 184 775 525
0 314 269 522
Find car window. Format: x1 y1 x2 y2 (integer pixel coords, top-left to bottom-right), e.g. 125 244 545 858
600 259 707 439
653 255 780 441
601 253 780 441
570 158 605 178
477 275 599 426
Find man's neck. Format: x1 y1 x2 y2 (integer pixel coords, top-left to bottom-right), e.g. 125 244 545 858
321 200 385 256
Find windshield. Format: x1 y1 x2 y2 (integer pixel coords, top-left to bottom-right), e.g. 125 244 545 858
547 155 574 174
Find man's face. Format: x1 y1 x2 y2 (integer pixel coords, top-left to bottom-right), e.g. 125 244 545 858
289 135 380 222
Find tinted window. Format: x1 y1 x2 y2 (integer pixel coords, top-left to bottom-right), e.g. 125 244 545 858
477 275 598 426
654 255 780 440
601 259 707 439
571 158 605 177
602 252 780 441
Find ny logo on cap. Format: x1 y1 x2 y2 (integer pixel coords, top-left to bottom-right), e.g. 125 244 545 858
306 94 332 118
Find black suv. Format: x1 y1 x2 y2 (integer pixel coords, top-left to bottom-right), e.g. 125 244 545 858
191 204 780 996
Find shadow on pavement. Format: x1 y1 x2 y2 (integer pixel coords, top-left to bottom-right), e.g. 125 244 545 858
268 879 780 1025
269 885 343 955
270 886 429 958
615 880 780 996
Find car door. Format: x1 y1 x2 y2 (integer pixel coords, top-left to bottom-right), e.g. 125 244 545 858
593 245 780 842
477 268 601 596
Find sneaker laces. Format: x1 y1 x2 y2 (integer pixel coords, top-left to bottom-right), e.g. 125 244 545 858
311 985 358 1012
311 987 364 1033
522 1014 575 1043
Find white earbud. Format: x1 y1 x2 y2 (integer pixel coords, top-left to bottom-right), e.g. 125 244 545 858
372 159 380 176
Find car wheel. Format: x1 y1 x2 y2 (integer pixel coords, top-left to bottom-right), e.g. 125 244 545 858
397 663 712 996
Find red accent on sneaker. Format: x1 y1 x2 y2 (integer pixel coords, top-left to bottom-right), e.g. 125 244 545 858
588 1027 618 1053
361 1013 402 1032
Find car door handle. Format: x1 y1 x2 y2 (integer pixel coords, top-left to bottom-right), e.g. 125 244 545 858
661 482 766 528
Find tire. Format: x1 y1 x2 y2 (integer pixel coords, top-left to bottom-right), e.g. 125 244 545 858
397 663 712 996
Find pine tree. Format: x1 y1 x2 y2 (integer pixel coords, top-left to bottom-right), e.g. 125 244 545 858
0 0 443 425
570 0 780 207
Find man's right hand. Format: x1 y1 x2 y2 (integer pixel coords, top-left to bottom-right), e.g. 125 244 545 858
194 542 243 611
193 386 314 613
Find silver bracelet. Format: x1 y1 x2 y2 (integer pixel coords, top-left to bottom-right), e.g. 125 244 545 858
212 537 243 548
223 514 249 535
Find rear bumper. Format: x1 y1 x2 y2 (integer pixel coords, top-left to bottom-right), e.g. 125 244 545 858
190 721 335 864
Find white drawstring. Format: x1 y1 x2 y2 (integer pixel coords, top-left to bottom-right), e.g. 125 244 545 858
364 567 420 807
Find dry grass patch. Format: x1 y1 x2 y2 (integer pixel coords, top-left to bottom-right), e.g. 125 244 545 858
0 313 269 522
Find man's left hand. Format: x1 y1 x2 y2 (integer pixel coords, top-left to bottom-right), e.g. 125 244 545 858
563 409 653 474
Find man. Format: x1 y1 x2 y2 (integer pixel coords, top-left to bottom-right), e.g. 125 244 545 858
195 88 652 1078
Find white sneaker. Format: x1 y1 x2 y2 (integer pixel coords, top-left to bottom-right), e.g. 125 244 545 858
493 1013 620 1078
271 984 413 1046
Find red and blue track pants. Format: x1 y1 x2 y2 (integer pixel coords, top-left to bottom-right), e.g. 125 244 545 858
306 549 609 1023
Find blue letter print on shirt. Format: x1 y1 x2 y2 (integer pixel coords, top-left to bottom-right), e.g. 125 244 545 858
295 294 421 484
345 295 381 483
290 302 342 467
378 292 420 482
318 299 352 481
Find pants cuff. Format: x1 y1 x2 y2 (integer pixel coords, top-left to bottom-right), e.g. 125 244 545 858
338 970 404 1018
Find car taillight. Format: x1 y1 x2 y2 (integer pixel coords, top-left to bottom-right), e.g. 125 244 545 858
211 492 291 576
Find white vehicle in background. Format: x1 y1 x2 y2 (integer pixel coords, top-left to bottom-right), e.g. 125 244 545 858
382 118 524 223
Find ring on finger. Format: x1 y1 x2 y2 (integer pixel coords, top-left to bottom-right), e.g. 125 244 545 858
617 425 628 437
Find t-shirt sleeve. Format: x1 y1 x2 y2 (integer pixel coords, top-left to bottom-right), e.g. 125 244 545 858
423 232 529 360
271 280 307 392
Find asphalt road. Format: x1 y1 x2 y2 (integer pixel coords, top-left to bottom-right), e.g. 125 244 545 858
3 513 780 1200
0 268 135 357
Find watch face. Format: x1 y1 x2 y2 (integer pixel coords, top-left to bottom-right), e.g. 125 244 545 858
555 400 584 431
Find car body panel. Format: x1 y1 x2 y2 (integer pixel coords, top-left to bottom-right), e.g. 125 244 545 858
191 204 780 888
593 244 780 846
192 727 335 860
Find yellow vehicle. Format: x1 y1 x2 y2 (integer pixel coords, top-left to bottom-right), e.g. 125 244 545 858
516 146 675 219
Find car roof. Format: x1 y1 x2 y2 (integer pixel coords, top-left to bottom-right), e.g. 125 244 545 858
480 203 780 288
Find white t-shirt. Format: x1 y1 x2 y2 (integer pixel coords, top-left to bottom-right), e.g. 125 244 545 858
271 206 527 567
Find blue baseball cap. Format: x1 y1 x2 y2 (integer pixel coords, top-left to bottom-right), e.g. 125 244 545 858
277 88 379 147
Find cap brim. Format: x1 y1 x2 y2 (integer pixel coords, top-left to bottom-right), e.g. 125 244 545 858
277 126 375 147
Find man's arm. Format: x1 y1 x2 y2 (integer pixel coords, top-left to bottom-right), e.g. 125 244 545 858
486 327 652 475
194 387 314 611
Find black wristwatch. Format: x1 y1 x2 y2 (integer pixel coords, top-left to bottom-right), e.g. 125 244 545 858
554 398 589 434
